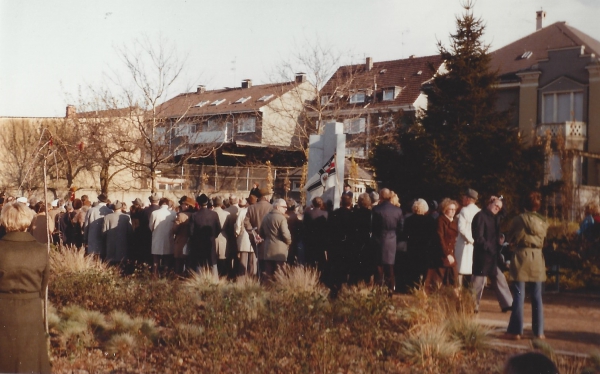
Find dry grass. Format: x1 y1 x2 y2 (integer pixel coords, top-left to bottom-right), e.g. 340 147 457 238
50 245 108 275
400 324 461 367
104 333 137 357
271 264 329 298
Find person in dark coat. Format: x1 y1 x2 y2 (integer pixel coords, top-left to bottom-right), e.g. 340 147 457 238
188 194 221 277
402 198 436 290
0 202 51 374
328 194 356 296
302 197 329 271
243 188 273 274
351 192 374 284
285 198 302 265
471 196 513 313
102 201 133 265
371 188 403 292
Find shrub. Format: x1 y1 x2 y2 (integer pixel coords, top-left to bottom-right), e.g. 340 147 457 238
271 264 329 299
446 316 490 351
400 325 461 367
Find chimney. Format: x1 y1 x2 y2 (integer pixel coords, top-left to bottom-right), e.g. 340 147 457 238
197 85 206 94
66 105 76 119
366 57 373 71
295 72 307 83
536 10 546 31
241 79 252 89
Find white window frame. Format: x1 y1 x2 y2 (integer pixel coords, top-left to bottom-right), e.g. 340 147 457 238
210 98 226 106
234 96 251 104
383 89 395 101
343 118 366 134
195 100 209 107
320 95 330 106
258 94 273 102
377 115 394 127
542 91 583 123
349 92 365 104
237 117 256 133
205 119 221 132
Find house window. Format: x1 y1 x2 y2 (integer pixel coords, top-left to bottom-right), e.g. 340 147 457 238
210 98 225 106
292 181 301 191
234 96 251 104
258 94 273 101
377 115 394 127
195 100 209 107
320 95 330 106
176 123 196 136
543 91 583 123
349 92 365 104
343 118 366 134
238 117 256 133
205 119 221 132
383 89 395 101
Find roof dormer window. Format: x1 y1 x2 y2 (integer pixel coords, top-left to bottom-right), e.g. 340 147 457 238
349 92 365 104
258 94 274 102
195 100 209 107
210 99 226 106
234 96 251 104
521 51 533 59
383 86 401 101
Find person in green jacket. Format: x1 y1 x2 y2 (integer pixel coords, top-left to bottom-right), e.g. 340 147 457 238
503 191 548 340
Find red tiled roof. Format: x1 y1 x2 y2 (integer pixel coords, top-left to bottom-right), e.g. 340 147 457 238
490 22 600 80
157 81 305 118
319 55 443 109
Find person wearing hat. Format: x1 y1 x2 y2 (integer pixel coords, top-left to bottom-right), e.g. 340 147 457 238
102 201 133 265
171 197 195 275
243 188 272 275
188 194 221 277
259 198 292 281
83 194 113 257
454 188 481 287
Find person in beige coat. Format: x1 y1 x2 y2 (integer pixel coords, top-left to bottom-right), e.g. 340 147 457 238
235 198 255 276
259 199 292 281
503 191 548 340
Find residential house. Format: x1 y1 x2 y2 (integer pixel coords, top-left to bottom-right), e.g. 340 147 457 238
490 11 600 213
313 55 444 159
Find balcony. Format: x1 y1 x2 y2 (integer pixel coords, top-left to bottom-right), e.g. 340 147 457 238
537 121 586 150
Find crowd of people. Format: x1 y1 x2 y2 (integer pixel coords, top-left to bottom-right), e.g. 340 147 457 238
0 184 554 371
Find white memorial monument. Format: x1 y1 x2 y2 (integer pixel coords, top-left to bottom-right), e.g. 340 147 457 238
304 121 346 209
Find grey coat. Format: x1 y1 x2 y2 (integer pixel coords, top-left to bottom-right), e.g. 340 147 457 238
259 209 292 261
372 201 403 265
103 211 132 263
84 203 113 255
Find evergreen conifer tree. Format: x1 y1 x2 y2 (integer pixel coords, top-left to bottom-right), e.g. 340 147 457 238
372 1 544 209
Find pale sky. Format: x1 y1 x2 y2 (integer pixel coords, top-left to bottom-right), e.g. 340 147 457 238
1 0 599 117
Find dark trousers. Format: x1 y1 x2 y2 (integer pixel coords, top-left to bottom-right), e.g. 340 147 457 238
376 264 395 292
261 260 284 283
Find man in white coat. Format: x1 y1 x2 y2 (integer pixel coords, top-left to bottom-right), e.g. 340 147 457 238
454 188 481 287
150 197 175 276
83 194 113 257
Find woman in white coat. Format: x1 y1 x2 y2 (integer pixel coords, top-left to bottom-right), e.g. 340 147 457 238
454 189 481 287
234 198 255 276
150 198 176 276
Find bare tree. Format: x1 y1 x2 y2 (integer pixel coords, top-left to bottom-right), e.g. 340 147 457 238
0 119 43 193
110 36 221 192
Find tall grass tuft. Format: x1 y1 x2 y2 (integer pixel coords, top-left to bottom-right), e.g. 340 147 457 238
271 264 329 298
105 333 137 356
446 316 490 351
400 325 461 366
50 245 108 275
184 267 225 293
108 310 136 334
